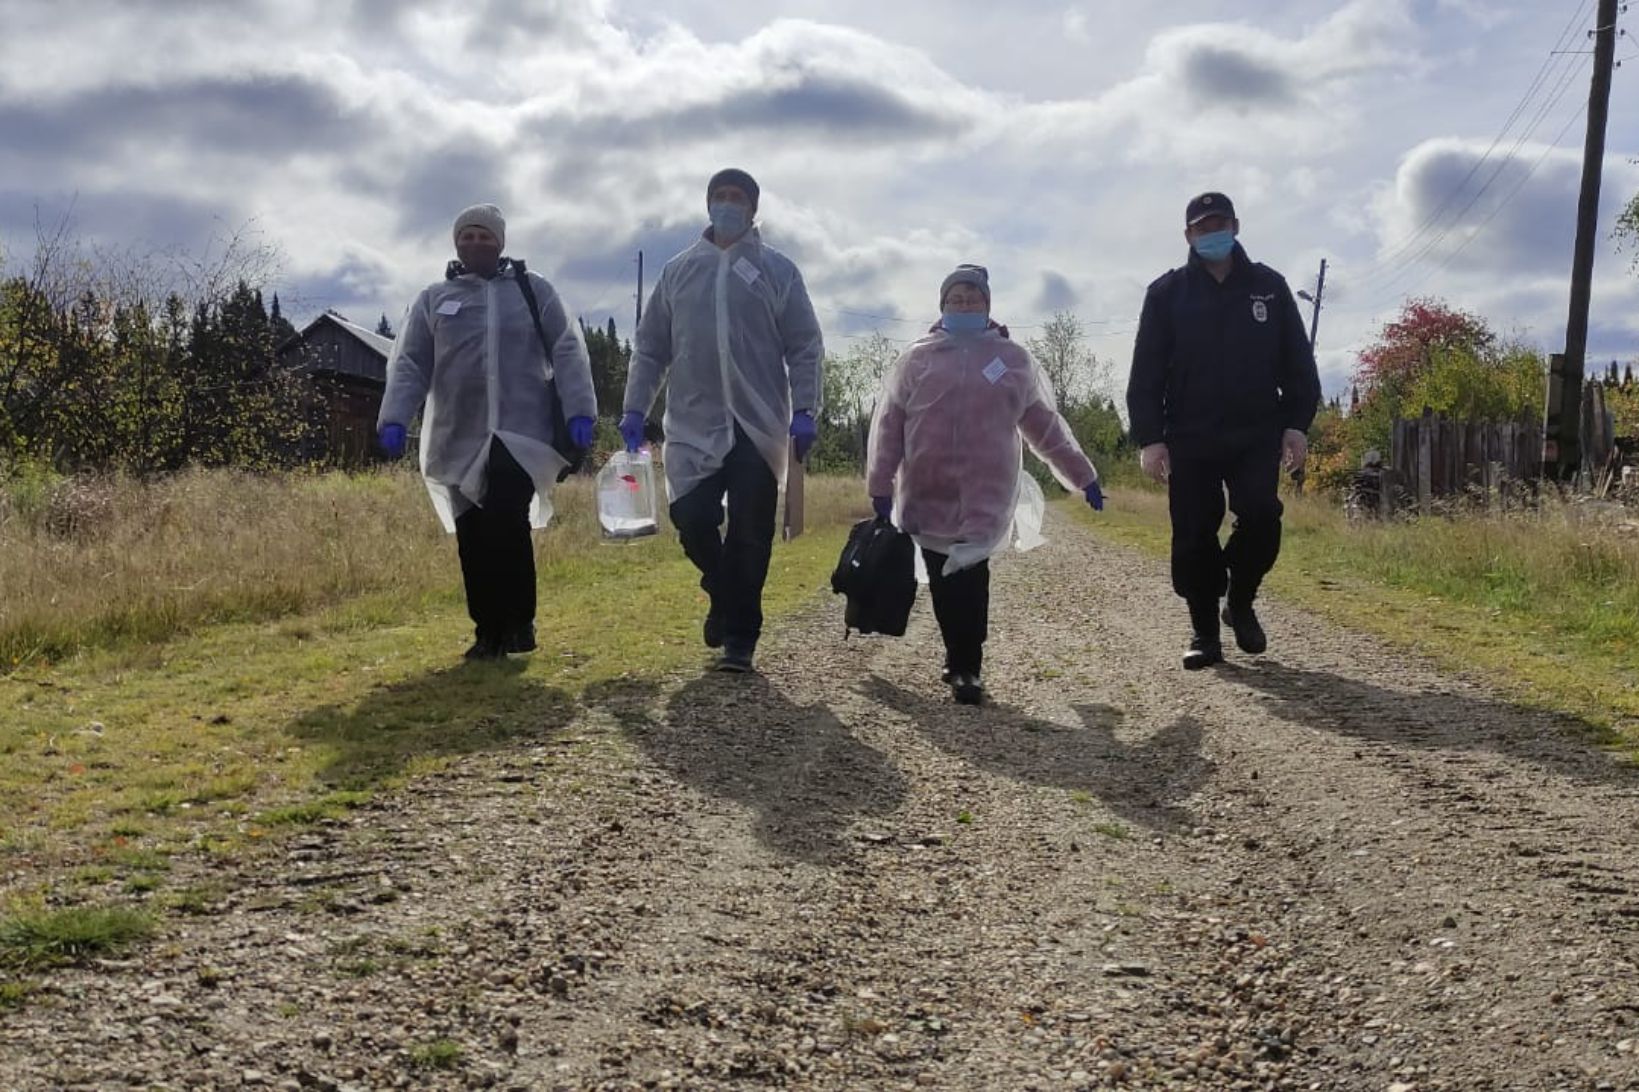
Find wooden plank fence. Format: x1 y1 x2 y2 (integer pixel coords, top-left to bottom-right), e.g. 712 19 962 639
1383 410 1542 514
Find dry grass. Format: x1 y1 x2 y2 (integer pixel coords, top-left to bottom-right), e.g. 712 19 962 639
0 466 863 669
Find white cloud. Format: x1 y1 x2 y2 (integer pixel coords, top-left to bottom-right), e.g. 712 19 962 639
0 0 1634 400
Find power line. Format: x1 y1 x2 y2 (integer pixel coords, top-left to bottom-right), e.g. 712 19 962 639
1381 102 1589 306
1351 1 1594 282
576 255 638 322
1351 48 1588 303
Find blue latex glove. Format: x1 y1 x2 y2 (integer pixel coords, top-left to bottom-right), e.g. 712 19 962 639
1083 479 1104 511
567 415 595 450
871 496 893 520
378 422 406 459
618 410 646 453
790 410 817 462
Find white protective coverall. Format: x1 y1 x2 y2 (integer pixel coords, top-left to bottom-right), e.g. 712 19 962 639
379 263 596 533
623 227 824 501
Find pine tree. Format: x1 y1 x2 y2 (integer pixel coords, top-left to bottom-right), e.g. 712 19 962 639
268 292 298 345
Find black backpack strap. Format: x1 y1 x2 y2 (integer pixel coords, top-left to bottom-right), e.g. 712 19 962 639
510 259 553 361
508 258 583 479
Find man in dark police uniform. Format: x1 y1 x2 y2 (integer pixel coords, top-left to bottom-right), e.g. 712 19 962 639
1125 192 1322 670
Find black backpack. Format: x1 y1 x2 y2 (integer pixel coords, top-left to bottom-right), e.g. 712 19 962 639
830 516 917 637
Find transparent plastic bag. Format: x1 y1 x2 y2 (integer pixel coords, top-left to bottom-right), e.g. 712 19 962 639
597 450 659 540
1012 471 1046 552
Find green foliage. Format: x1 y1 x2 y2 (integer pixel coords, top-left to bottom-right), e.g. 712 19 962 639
1404 342 1544 424
1323 299 1545 494
0 271 318 474
1616 180 1639 272
409 1039 464 1070
1606 378 1639 435
0 905 154 968
581 316 630 422
809 333 899 474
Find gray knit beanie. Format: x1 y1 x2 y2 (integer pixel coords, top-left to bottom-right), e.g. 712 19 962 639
706 168 760 211
452 204 506 248
939 264 990 307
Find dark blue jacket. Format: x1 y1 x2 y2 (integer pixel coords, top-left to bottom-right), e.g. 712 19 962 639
1125 243 1320 455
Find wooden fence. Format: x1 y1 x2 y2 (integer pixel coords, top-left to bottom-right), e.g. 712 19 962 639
1351 387 1626 517
1371 411 1542 515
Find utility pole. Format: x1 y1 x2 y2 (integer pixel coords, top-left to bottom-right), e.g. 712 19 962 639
1296 258 1327 350
1545 0 1621 480
635 250 644 329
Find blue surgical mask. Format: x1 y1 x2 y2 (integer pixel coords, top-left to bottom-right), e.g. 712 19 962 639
1192 229 1236 262
708 202 750 240
941 310 989 334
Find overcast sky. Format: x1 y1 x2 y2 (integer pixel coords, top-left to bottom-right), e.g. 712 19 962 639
2 0 1636 398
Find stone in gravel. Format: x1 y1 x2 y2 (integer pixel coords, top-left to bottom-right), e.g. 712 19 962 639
1101 963 1151 977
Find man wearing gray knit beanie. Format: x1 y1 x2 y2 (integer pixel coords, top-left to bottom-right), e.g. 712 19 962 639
620 167 825 673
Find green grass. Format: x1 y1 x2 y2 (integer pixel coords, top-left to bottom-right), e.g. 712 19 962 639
409 1039 464 1070
0 905 155 968
257 791 373 827
0 471 863 890
0 979 35 1009
1075 483 1639 747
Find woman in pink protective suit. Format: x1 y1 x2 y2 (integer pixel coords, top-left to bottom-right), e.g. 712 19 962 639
865 264 1104 705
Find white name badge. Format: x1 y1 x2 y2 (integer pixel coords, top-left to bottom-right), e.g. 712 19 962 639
982 357 1007 384
436 300 463 316
732 257 761 285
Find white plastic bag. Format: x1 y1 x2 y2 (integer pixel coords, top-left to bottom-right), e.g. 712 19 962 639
597 450 659 540
1012 471 1046 552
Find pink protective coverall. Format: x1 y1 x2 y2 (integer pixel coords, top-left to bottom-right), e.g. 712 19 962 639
866 324 1099 574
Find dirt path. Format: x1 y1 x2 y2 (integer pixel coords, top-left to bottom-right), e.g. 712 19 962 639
6 510 1639 1091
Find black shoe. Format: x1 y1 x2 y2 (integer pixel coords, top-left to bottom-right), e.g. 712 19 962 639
1182 636 1224 671
464 635 504 661
714 643 755 673
502 623 537 654
703 612 725 649
951 673 985 705
1220 602 1267 655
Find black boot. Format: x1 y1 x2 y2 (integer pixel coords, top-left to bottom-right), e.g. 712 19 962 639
503 622 537 654
1183 599 1224 671
703 611 725 649
950 673 985 705
1221 600 1267 655
464 631 504 660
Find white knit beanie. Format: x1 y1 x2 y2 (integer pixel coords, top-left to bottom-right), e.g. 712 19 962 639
452 204 505 248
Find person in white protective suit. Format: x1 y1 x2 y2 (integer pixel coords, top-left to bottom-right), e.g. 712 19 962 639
377 204 597 660
619 169 824 673
865 264 1104 705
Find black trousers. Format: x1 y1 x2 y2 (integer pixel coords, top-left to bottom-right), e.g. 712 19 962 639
1168 437 1283 609
668 427 778 648
922 548 990 676
454 437 536 641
